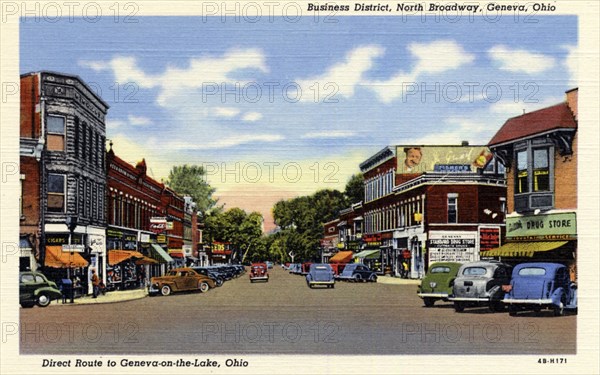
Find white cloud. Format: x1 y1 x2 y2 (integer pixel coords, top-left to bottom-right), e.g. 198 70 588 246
562 44 578 87
295 45 385 102
490 96 564 117
301 131 356 139
164 133 284 150
370 40 474 103
214 107 241 118
488 45 555 74
105 119 126 130
127 115 152 126
242 112 263 122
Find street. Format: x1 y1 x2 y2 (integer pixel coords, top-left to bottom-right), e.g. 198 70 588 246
20 267 576 355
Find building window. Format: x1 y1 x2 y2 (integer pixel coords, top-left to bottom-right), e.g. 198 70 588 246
47 115 65 151
447 193 458 224
47 173 65 212
516 150 528 193
533 148 550 191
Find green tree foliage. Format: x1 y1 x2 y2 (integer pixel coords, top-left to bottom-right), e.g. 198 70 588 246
204 207 265 262
271 189 348 262
344 172 364 204
165 164 217 215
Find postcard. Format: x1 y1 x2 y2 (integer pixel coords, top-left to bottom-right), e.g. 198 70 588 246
1 1 598 374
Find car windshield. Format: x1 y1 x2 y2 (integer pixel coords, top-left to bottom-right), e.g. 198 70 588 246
431 267 450 273
518 267 546 276
462 267 487 276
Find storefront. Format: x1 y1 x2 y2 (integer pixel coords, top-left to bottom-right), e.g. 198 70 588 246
106 226 153 290
486 212 577 280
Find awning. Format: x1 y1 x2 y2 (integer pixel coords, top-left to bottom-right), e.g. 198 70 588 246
135 256 159 265
484 241 568 258
337 221 347 227
329 251 354 263
168 249 185 259
108 250 147 266
354 250 381 259
45 246 89 268
149 244 174 263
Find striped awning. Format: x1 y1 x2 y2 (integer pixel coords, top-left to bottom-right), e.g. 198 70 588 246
44 246 89 268
353 250 380 259
329 251 354 263
149 244 174 263
483 241 568 258
108 250 147 265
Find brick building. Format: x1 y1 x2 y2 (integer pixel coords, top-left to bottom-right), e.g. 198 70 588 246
20 71 109 293
487 88 578 280
359 144 506 278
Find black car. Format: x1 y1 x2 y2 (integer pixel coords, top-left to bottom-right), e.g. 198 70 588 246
191 267 224 287
337 263 378 282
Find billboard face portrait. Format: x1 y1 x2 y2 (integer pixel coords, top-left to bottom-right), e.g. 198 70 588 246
396 146 493 174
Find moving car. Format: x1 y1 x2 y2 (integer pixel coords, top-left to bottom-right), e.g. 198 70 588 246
249 263 269 283
417 262 462 307
449 261 512 312
19 271 63 308
503 262 577 316
306 263 335 288
148 268 216 296
336 263 377 282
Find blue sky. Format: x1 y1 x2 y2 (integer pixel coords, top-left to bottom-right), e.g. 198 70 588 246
20 15 578 228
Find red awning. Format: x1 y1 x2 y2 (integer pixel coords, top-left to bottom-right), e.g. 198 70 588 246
329 251 354 263
108 250 147 266
44 246 89 268
168 249 185 258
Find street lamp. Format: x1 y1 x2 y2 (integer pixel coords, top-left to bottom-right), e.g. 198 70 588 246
65 215 78 303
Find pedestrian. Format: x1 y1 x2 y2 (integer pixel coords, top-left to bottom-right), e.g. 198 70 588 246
402 261 409 279
91 269 100 298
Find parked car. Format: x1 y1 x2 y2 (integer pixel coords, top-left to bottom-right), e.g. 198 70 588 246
503 262 577 316
289 263 302 274
148 268 216 296
265 261 274 269
191 266 224 287
19 271 62 308
417 262 462 307
306 263 335 288
449 261 512 312
301 262 313 275
249 263 269 283
336 263 377 282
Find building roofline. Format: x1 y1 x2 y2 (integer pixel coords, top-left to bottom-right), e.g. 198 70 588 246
21 70 110 109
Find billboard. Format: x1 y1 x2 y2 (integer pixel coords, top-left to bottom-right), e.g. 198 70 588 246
396 146 493 174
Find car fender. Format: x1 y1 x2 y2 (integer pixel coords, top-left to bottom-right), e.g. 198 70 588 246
35 286 62 299
551 287 566 305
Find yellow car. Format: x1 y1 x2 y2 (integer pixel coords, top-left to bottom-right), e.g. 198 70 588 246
148 268 216 296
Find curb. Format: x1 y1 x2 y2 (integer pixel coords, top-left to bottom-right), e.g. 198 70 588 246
52 290 148 306
376 276 421 285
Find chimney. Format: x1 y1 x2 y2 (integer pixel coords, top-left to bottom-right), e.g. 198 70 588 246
565 88 578 120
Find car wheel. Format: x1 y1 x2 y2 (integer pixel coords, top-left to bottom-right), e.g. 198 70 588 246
331 284 335 289
423 298 435 308
36 293 51 307
489 301 504 313
354 274 362 283
199 281 210 293
20 302 35 308
454 301 465 312
160 285 172 296
216 279 224 287
369 274 377 282
508 305 518 316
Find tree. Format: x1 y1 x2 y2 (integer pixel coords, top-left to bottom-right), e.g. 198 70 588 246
165 164 217 215
344 173 364 204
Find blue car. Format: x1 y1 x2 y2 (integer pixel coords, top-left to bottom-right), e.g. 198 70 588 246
503 262 577 316
306 264 335 288
336 263 377 282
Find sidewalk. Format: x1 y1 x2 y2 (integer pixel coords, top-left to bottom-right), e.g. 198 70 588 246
376 275 421 285
55 288 148 306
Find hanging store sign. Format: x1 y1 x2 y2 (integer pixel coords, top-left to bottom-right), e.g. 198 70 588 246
150 217 167 233
479 227 501 252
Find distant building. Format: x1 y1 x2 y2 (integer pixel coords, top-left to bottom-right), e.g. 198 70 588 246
487 88 578 280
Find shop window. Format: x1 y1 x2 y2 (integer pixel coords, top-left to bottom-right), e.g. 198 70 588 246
47 173 66 212
447 194 458 224
47 115 65 151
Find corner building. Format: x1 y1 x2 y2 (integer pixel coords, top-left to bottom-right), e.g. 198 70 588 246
487 88 578 280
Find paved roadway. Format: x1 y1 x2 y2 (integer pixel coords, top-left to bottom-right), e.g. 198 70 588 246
20 266 576 355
